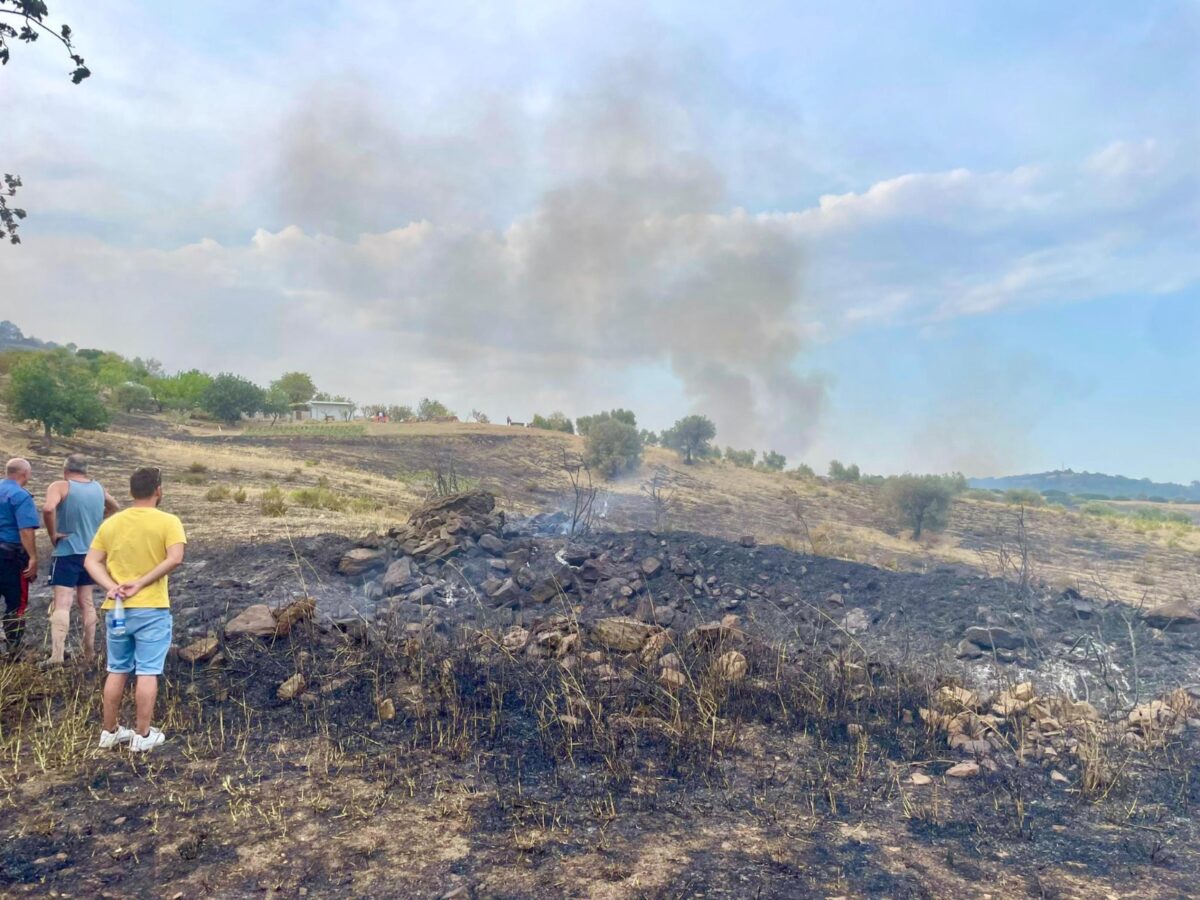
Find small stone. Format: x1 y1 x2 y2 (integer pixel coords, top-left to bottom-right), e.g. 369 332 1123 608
826 592 844 607
962 625 1023 651
909 773 932 786
712 650 748 681
739 535 757 548
377 698 396 721
277 673 305 701
660 668 687 689
178 635 219 664
640 556 663 578
944 761 980 778
590 617 659 652
1050 770 1070 784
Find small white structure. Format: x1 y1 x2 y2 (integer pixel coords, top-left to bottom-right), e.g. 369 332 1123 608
305 400 355 422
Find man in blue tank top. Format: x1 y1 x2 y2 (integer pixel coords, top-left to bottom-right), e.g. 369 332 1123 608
42 454 120 665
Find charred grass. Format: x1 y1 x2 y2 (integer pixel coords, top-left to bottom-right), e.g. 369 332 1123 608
2 621 1198 897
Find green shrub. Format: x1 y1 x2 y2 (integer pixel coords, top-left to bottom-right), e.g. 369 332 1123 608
725 447 756 468
204 484 230 502
290 486 346 511
584 419 643 479
182 473 206 486
187 462 209 474
260 485 287 517
788 463 816 479
828 460 861 482
882 474 964 538
1004 488 1044 506
757 450 786 472
232 487 247 504
530 412 574 434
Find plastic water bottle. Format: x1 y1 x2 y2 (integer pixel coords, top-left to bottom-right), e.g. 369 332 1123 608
111 596 127 637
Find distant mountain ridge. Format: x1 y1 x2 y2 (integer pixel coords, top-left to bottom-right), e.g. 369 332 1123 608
0 320 57 351
970 470 1200 502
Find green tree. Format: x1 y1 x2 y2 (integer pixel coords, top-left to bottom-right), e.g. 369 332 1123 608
271 371 317 406
1 1 90 245
789 462 816 479
662 414 716 464
829 460 861 482
261 386 292 424
639 429 659 447
201 373 264 425
388 404 414 421
725 447 756 468
90 351 138 390
883 474 964 539
584 419 643 479
469 409 491 424
150 369 212 412
114 381 155 413
530 411 574 433
417 397 453 421
576 408 638 437
758 450 787 472
4 349 109 438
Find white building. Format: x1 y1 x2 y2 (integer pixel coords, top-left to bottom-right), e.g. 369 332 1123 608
304 400 356 421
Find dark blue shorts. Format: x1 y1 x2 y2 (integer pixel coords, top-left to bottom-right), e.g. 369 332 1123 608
50 554 94 588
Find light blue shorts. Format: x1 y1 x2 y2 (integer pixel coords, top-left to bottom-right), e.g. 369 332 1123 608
106 609 174 676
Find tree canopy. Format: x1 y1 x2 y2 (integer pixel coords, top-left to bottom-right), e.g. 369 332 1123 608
662 415 716 464
4 348 109 437
201 373 265 424
271 371 317 406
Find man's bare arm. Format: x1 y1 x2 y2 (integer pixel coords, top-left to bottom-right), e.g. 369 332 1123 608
19 527 37 580
103 491 121 517
41 480 67 546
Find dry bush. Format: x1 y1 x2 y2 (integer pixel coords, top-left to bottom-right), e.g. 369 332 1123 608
260 485 287 517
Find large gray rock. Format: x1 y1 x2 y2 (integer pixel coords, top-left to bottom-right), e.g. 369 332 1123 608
478 534 506 556
381 558 416 595
225 604 278 638
1142 599 1200 630
339 548 386 577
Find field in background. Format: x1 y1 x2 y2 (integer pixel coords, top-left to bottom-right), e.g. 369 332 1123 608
2 413 1196 608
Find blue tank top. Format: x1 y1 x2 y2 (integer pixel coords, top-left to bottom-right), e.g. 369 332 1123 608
54 480 105 557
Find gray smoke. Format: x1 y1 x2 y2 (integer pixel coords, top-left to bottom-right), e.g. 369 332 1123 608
272 58 825 455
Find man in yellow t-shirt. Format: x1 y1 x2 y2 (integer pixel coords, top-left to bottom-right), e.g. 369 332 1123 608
85 467 186 753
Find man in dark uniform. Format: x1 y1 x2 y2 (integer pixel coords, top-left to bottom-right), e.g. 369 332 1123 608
0 458 40 655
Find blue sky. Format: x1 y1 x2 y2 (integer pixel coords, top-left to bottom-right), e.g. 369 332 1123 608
1 1 1197 479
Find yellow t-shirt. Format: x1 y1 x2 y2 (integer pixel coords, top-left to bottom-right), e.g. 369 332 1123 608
90 507 187 609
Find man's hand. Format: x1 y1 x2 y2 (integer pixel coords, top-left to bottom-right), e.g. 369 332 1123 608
22 555 37 581
117 580 142 599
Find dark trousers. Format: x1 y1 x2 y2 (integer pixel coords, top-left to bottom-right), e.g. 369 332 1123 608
0 547 30 651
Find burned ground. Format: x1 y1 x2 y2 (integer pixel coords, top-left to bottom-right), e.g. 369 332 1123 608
3 415 1200 897
5 495 1200 898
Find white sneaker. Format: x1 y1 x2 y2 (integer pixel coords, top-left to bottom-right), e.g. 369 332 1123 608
129 728 165 753
98 725 136 749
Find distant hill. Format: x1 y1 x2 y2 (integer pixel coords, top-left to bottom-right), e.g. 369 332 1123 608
970 470 1200 502
0 320 57 352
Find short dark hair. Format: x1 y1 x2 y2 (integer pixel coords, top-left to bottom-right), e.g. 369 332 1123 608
130 466 162 499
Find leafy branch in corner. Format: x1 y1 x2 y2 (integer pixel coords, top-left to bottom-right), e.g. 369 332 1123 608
1 0 90 244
